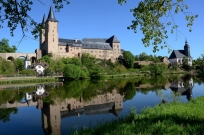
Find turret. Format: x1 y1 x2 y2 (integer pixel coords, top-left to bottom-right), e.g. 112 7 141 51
184 40 190 57
24 54 31 69
44 6 59 55
40 14 46 47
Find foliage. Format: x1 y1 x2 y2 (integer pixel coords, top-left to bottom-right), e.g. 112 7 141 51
114 65 127 74
148 63 166 75
0 108 18 123
195 54 204 75
0 59 15 74
64 64 81 79
81 53 96 67
40 55 52 64
19 69 35 75
135 52 162 62
119 0 198 52
123 82 136 100
62 57 82 66
0 0 70 38
0 38 17 53
44 68 54 76
14 58 24 71
182 56 191 71
90 66 105 79
122 51 135 68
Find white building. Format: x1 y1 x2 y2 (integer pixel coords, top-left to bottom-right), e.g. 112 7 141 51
168 40 192 66
30 62 48 75
24 54 31 69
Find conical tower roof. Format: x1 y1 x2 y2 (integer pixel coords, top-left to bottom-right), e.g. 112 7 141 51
46 6 58 22
25 54 30 61
42 14 46 27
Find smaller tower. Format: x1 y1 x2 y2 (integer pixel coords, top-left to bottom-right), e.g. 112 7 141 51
184 39 190 57
24 54 31 69
40 14 46 47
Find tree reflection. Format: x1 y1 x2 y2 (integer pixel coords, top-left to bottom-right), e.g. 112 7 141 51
0 108 18 122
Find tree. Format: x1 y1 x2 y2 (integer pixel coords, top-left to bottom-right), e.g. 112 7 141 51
64 64 81 79
119 0 198 52
196 54 204 75
123 51 135 68
148 63 166 75
0 38 17 53
14 59 24 71
182 56 191 71
0 1 197 52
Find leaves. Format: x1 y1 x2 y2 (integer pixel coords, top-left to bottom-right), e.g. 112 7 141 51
0 0 70 38
124 0 198 52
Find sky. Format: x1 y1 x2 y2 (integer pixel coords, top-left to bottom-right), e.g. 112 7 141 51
0 0 203 59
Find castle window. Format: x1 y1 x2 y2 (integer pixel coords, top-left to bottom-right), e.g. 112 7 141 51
60 48 62 50
99 51 101 53
53 30 54 32
53 38 54 42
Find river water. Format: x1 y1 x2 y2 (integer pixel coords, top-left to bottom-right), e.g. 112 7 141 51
0 75 204 135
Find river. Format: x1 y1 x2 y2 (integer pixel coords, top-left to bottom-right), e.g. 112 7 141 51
0 75 204 135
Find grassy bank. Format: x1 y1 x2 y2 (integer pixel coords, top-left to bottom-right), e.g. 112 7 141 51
0 77 57 85
71 96 204 135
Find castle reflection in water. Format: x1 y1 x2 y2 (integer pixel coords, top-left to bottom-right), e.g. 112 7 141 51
0 78 194 135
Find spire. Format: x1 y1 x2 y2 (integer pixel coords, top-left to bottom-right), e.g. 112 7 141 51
25 54 30 61
184 39 189 47
46 6 58 22
42 14 46 27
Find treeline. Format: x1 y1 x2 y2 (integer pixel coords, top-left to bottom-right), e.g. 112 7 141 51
134 52 166 62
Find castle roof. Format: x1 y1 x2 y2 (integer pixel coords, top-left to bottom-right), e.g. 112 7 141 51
46 6 58 22
42 14 46 27
168 50 186 59
106 35 120 43
59 38 82 47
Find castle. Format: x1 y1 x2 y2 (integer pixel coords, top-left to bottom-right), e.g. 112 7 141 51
36 6 122 62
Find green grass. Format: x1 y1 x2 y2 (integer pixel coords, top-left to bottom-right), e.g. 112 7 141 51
71 96 204 135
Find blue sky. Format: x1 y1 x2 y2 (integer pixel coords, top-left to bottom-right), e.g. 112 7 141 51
0 0 203 59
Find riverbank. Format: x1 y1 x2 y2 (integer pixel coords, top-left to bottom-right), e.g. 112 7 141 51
0 77 57 85
71 96 204 135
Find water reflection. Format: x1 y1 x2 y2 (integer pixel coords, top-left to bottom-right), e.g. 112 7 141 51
42 89 124 135
169 77 194 101
0 76 203 135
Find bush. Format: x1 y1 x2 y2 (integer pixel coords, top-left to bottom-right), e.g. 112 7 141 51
64 64 81 79
19 69 35 75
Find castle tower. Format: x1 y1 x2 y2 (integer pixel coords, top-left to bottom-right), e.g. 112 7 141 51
108 35 121 60
40 14 46 48
45 6 59 55
24 54 31 69
184 39 190 57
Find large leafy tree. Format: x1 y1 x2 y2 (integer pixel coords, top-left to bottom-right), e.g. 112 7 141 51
0 0 197 51
0 38 17 53
123 51 135 68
